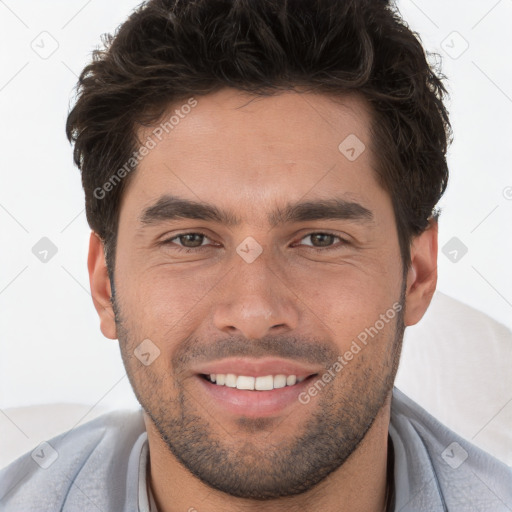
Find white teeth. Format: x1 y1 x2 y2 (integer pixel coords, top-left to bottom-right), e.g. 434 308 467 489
236 375 255 390
225 374 237 387
208 373 307 390
273 374 287 389
255 375 274 390
286 375 297 386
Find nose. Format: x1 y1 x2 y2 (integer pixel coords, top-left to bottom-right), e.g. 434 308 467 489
212 259 300 340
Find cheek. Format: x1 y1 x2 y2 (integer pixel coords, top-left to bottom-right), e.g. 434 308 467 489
124 265 224 334
290 261 402 346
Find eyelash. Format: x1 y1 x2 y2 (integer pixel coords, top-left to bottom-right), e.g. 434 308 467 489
161 231 349 253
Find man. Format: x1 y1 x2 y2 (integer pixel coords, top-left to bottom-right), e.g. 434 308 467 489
1 0 510 510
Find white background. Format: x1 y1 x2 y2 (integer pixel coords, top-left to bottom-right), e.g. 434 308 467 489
0 0 511 412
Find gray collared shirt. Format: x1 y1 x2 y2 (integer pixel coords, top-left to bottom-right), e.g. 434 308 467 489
1 387 511 511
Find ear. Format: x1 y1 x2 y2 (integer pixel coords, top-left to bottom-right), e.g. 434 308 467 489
404 219 438 326
88 231 117 339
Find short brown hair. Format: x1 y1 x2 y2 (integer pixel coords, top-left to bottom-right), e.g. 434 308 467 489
66 0 452 273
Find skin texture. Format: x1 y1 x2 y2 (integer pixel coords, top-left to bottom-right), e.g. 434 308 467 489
88 89 438 512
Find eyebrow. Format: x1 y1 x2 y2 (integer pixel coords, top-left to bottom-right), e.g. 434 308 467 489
139 194 374 229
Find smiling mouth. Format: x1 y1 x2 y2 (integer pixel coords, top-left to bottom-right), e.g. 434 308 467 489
199 373 318 390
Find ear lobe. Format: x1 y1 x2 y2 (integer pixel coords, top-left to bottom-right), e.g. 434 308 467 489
404 219 438 327
88 231 117 340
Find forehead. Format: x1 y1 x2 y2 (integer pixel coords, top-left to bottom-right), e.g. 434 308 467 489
139 88 373 155
123 89 382 219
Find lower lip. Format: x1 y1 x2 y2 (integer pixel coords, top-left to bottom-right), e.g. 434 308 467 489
196 375 317 418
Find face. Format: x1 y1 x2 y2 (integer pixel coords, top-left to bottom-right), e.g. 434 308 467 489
90 89 434 500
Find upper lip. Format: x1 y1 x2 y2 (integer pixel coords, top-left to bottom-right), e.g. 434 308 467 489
193 357 321 378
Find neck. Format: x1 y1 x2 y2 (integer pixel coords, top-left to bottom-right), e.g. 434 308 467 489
145 394 392 512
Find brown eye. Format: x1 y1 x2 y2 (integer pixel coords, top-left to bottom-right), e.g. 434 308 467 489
161 232 214 251
299 232 346 249
175 233 206 248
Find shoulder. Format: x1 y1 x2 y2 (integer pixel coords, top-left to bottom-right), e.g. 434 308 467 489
390 387 512 511
0 408 146 511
